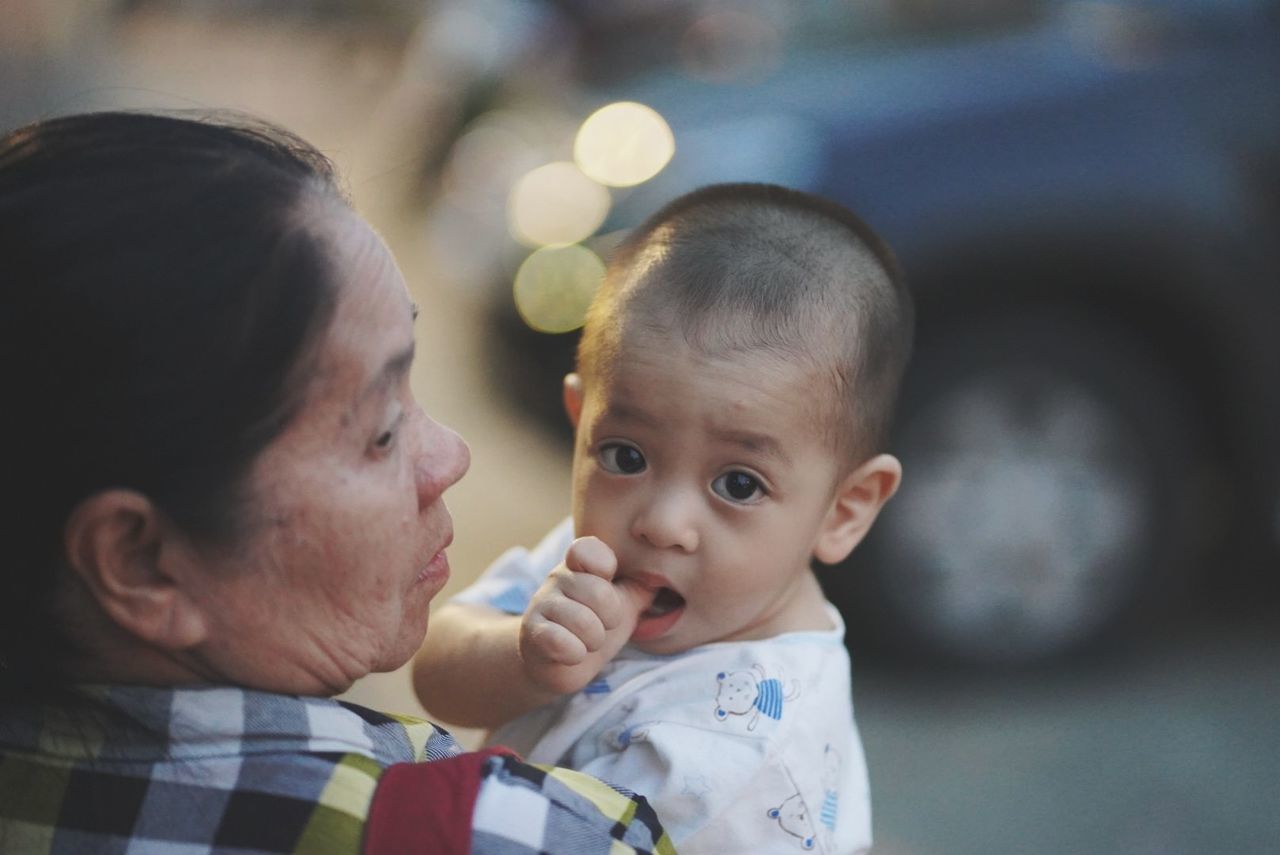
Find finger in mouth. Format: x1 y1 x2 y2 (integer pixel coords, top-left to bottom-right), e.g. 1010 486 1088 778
642 587 685 618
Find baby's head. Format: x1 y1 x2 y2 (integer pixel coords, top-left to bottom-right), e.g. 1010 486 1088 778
581 183 911 462
564 183 913 653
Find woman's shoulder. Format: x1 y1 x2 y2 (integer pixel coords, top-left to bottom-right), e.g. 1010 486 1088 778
0 688 460 854
3 689 672 855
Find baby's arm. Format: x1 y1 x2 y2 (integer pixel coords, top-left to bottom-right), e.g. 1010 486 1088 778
412 601 543 729
413 537 653 729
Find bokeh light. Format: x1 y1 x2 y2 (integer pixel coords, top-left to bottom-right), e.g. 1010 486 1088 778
443 116 541 214
573 101 675 188
513 244 605 333
507 161 611 247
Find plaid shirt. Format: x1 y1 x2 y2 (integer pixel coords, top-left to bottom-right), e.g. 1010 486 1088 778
0 685 674 854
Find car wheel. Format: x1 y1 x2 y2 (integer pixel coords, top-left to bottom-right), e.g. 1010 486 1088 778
832 309 1201 666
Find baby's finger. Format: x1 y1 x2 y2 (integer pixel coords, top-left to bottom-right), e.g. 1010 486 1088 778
563 536 618 581
615 576 658 621
556 568 619 610
591 577 656 635
522 617 588 667
540 596 608 653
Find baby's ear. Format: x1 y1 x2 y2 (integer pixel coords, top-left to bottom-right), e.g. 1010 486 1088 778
562 373 584 428
813 454 902 565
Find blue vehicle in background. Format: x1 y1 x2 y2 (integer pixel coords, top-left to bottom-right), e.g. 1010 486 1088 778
475 0 1280 665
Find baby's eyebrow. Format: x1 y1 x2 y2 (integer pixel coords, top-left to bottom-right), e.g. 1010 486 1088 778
707 426 790 464
600 401 660 428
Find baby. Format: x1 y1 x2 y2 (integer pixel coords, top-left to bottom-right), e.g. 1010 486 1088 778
415 183 913 854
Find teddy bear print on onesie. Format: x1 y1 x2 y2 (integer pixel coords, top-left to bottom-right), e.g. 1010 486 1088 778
714 665 800 731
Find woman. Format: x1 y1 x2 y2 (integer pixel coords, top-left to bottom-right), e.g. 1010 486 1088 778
0 112 672 854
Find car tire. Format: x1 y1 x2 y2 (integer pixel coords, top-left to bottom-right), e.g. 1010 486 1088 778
829 308 1203 667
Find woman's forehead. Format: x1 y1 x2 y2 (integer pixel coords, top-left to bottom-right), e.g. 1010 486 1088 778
299 210 414 400
321 208 410 316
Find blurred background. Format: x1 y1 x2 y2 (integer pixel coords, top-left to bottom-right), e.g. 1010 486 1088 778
5 0 1278 852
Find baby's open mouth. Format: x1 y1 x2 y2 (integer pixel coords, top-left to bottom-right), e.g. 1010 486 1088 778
642 587 685 618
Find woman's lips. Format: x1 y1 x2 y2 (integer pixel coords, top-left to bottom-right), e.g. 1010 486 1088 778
416 550 450 586
416 531 453 586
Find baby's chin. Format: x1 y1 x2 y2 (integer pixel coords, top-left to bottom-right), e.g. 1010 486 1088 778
627 625 724 656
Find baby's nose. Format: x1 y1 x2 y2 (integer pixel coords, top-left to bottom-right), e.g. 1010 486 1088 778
631 489 699 552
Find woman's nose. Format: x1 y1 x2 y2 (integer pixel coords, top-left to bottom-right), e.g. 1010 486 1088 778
631 488 699 552
413 414 470 510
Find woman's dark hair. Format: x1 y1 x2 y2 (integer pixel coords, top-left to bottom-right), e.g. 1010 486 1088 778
0 111 345 701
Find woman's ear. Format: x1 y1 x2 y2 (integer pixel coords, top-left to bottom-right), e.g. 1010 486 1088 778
62 490 208 651
563 372 584 428
813 454 903 565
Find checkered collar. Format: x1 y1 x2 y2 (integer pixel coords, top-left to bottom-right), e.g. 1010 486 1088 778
0 684 460 766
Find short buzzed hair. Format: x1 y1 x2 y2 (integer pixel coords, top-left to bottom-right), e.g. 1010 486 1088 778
577 183 913 462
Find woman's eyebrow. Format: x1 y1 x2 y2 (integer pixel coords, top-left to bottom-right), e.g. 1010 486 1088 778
352 299 419 411
355 342 416 410
381 343 416 388
384 343 416 380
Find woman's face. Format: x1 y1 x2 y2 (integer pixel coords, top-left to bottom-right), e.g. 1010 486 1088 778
187 205 469 695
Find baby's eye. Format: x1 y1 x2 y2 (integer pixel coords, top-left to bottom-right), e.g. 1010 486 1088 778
711 471 765 504
599 442 647 475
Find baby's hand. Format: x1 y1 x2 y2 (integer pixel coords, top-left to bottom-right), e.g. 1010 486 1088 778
519 536 654 696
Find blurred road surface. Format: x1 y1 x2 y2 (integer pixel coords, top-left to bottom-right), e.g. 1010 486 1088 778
860 617 1280 855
